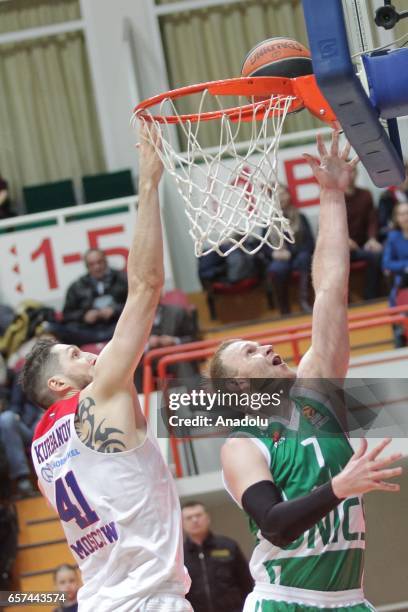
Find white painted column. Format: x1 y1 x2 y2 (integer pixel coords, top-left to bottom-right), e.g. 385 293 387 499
79 0 170 172
79 0 175 289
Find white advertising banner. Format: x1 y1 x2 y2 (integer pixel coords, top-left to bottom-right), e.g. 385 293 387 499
0 199 174 308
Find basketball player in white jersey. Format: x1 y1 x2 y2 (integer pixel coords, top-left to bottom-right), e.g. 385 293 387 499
24 125 192 612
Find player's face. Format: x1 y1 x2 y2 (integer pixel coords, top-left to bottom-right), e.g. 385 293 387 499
182 505 211 539
51 344 97 389
221 340 296 379
55 568 80 602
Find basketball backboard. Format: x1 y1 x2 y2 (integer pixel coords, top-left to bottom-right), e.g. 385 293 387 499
302 0 406 188
135 0 408 256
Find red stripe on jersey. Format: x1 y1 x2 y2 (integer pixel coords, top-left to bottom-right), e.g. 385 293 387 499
33 393 80 441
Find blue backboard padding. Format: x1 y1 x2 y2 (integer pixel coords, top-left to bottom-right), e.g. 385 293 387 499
302 0 405 187
364 50 408 120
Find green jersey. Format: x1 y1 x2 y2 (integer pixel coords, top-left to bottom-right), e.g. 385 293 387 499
238 385 365 596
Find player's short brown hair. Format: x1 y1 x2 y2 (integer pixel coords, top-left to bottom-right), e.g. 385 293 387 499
21 339 60 409
209 339 239 379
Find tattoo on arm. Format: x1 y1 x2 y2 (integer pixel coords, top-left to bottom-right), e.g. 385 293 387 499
75 396 126 453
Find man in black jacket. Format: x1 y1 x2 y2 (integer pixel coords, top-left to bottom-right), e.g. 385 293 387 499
182 501 253 612
50 249 127 345
265 185 315 314
134 301 200 388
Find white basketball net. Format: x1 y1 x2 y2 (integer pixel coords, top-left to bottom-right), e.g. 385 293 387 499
135 91 296 257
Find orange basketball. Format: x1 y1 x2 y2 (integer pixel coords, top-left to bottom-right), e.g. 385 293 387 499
242 37 313 79
241 37 313 111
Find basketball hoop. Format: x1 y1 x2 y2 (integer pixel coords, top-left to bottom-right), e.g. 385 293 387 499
133 75 335 257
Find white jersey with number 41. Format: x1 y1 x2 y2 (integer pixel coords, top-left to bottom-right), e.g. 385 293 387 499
31 393 189 612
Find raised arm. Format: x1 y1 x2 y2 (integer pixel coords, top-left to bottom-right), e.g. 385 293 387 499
297 130 358 379
92 124 164 394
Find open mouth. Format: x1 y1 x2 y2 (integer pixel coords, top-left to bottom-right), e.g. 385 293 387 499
272 355 282 366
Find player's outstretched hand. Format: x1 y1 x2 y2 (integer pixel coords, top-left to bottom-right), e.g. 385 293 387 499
332 438 403 498
138 122 164 187
303 128 359 193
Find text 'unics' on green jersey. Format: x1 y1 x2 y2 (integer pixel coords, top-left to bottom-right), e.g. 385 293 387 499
234 385 365 594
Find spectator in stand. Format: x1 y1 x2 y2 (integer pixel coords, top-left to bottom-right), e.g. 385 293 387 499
345 166 383 299
135 300 200 387
0 173 15 220
198 251 229 286
0 304 15 338
182 501 253 612
378 162 408 242
265 185 314 314
0 354 6 390
0 355 10 492
49 249 127 345
198 241 259 287
53 564 80 612
382 201 408 347
0 371 42 497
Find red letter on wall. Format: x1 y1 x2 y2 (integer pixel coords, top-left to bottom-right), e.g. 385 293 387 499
284 157 320 208
88 226 129 269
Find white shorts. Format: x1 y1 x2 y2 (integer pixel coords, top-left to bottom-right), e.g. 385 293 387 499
141 594 193 612
243 585 375 612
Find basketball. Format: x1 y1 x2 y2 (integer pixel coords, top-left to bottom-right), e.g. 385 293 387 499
241 37 313 80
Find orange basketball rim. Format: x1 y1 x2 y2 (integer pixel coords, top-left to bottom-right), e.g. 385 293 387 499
134 75 337 125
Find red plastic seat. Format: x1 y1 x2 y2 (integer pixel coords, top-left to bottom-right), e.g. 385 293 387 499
396 288 408 306
350 260 368 272
211 277 259 294
205 276 260 319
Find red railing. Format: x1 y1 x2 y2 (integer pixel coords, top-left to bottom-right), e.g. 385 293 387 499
142 305 408 418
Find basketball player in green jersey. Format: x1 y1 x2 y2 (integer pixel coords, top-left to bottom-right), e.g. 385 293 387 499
211 130 404 611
